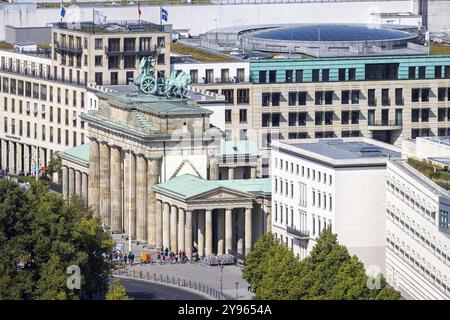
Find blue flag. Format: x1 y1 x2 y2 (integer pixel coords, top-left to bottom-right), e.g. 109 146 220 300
161 7 168 22
60 3 66 18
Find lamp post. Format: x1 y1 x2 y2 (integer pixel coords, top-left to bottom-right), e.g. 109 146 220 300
128 150 132 255
220 262 224 296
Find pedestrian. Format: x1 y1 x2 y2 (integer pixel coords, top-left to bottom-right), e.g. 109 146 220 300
164 247 168 257
175 252 178 264
119 251 123 264
123 254 128 265
128 252 133 266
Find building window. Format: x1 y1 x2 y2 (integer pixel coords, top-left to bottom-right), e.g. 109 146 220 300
295 70 303 83
259 71 266 83
269 70 276 83
298 92 307 105
272 93 281 106
285 70 293 83
239 109 247 123
408 66 416 79
288 92 297 106
262 93 270 107
237 89 249 104
225 109 232 123
341 90 349 104
439 210 449 229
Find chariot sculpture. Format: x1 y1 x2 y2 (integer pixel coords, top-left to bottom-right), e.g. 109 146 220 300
133 45 191 98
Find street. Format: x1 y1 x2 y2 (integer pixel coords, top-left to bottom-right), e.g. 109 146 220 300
119 278 207 300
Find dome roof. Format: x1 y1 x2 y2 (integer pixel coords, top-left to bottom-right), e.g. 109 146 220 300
250 24 417 42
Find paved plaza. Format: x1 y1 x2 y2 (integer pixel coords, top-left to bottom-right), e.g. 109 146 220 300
111 234 253 300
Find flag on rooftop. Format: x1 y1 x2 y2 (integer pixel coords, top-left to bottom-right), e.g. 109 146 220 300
60 2 66 19
161 6 168 22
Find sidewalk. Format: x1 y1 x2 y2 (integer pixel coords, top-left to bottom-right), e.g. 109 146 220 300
111 233 253 300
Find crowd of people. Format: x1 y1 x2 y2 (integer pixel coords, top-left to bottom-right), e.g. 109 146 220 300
108 247 189 267
156 247 188 264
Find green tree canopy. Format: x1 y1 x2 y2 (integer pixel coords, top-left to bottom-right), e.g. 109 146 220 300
0 180 113 300
106 279 132 300
243 229 400 300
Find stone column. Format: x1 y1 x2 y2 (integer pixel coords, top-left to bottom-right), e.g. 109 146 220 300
237 209 245 255
147 158 159 246
155 200 163 250
9 141 15 174
62 165 69 199
185 210 193 261
197 210 205 257
209 157 219 180
178 208 185 252
225 208 233 255
82 173 88 204
205 209 213 256
23 144 30 175
124 151 136 239
170 205 178 252
163 202 170 250
75 170 82 196
250 166 257 179
265 202 272 233
217 209 225 255
135 154 147 242
0 140 7 169
228 167 235 180
88 139 100 218
17 143 23 173
99 142 111 226
110 146 122 232
68 168 75 197
245 207 252 255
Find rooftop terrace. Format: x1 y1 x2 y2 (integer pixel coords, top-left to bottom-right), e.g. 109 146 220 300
407 158 450 190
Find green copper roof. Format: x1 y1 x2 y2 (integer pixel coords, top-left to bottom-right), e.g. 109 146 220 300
97 91 213 116
220 140 259 156
153 174 271 200
60 143 90 166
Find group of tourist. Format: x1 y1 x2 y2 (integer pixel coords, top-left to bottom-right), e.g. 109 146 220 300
156 247 188 264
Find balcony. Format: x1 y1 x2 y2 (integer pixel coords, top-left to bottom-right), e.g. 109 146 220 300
286 226 310 239
105 46 155 56
54 41 82 55
368 120 402 130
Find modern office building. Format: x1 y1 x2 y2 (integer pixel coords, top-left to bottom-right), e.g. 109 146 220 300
271 137 401 271
178 53 450 177
0 20 171 176
385 136 450 299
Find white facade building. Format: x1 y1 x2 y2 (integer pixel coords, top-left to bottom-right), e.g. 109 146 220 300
271 138 401 272
385 137 450 300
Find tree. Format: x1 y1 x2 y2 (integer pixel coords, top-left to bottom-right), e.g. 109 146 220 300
0 180 113 300
243 227 401 300
47 152 62 182
106 279 132 300
242 233 278 293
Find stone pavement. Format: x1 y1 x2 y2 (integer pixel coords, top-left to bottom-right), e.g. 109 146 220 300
111 233 253 300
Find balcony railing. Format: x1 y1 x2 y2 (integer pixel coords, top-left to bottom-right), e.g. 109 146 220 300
368 120 402 127
105 46 155 56
286 226 310 239
54 41 83 55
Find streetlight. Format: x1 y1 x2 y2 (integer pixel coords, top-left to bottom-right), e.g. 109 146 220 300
220 262 224 296
128 150 132 255
235 281 239 300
